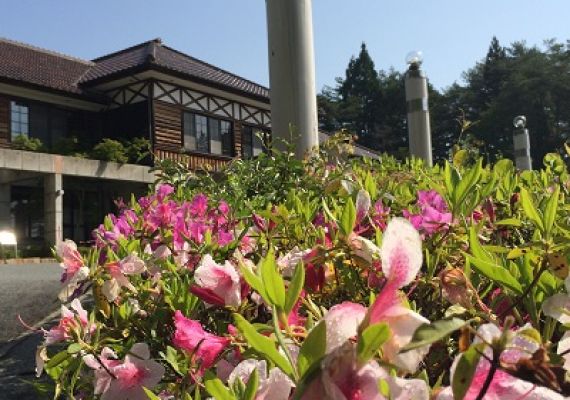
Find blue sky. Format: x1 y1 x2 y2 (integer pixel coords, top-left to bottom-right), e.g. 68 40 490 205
1 1 568 91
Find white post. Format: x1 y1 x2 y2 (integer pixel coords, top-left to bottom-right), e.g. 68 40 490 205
405 63 433 166
44 173 63 248
513 128 532 170
266 0 319 158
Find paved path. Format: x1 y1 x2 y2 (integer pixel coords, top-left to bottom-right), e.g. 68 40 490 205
0 263 62 399
0 263 61 342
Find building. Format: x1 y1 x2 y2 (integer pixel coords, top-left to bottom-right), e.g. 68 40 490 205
0 37 272 253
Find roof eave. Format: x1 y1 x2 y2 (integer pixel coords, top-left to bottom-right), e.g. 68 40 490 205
80 63 270 104
0 76 109 104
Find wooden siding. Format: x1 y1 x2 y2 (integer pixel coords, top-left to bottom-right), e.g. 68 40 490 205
0 95 9 148
233 121 242 157
153 99 248 171
154 100 182 151
154 149 231 171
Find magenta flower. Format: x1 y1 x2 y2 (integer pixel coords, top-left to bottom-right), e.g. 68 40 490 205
371 201 390 231
403 190 452 235
190 193 208 217
84 343 165 400
190 255 241 307
156 183 174 200
228 359 294 400
172 310 230 372
44 299 94 345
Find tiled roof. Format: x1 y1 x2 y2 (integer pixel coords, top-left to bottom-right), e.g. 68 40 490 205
0 38 92 94
0 38 269 101
82 39 269 99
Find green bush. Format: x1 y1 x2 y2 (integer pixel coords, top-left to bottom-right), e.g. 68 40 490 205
89 138 128 163
124 137 151 164
11 134 45 152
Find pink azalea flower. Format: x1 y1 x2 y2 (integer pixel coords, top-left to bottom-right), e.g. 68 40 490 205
324 302 367 353
101 253 146 302
84 343 165 400
190 193 208 217
56 239 84 283
355 189 371 225
403 190 452 235
277 247 317 277
172 310 230 372
437 324 564 400
301 342 429 400
44 299 94 345
228 359 294 400
305 263 326 293
365 218 429 372
190 255 241 307
156 184 174 200
371 201 390 231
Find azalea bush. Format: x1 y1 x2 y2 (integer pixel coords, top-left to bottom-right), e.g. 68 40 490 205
33 135 570 399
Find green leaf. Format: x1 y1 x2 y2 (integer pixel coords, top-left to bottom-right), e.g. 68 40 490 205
495 218 522 227
67 343 82 354
233 314 294 378
543 185 560 236
45 350 71 369
243 367 259 400
240 262 267 301
45 350 73 381
402 318 467 351
357 323 390 364
204 372 236 400
469 226 494 264
452 344 484 400
298 321 327 377
520 188 545 232
143 387 162 400
284 262 305 314
455 158 483 211
466 255 523 295
260 249 286 308
340 197 356 237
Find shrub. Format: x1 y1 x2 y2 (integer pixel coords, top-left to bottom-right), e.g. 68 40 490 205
89 138 128 163
34 138 570 399
11 134 45 152
124 136 151 164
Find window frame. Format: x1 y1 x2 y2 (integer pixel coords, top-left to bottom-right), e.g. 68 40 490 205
241 123 270 158
182 110 235 158
10 100 30 140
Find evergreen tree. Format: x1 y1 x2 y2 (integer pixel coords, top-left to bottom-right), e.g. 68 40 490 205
336 43 381 148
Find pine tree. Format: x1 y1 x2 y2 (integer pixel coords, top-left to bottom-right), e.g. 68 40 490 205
337 43 381 148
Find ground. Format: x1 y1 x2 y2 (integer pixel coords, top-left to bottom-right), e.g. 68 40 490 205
0 263 61 399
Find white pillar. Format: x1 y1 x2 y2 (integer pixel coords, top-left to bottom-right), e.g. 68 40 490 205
44 173 63 248
405 67 433 166
0 184 11 230
266 0 319 158
513 128 532 170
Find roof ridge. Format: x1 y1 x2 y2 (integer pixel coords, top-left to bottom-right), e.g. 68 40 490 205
92 38 162 62
159 44 269 91
0 37 94 65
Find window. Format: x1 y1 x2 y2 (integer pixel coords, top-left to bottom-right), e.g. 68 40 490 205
183 112 234 157
242 125 268 158
10 101 29 139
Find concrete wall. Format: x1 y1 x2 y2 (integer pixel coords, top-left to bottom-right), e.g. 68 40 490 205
0 148 157 183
